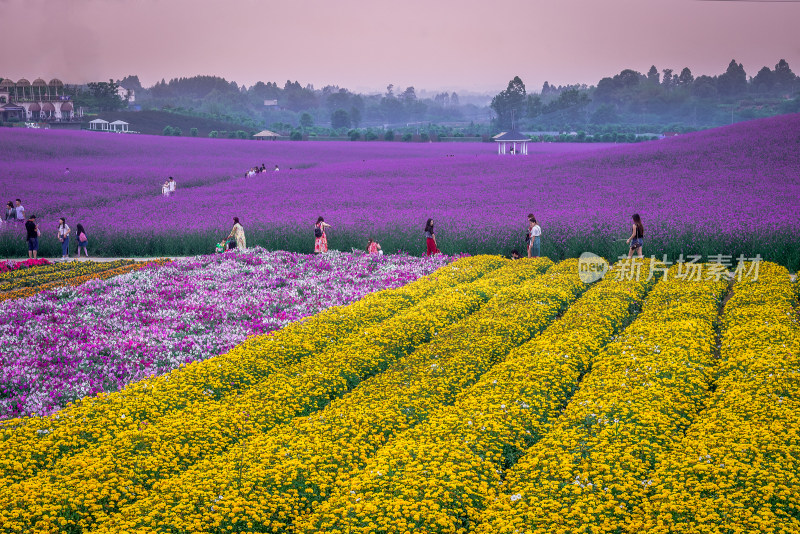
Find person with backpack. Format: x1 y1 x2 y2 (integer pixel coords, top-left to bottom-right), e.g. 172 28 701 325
314 216 332 253
76 223 89 257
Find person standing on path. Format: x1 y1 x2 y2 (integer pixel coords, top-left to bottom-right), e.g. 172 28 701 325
527 214 541 258
25 215 40 259
57 218 71 259
227 217 246 250
314 216 332 254
425 218 440 256
626 213 644 258
76 223 89 257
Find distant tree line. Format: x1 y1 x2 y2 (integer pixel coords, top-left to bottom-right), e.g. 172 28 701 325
491 59 799 133
24 57 796 137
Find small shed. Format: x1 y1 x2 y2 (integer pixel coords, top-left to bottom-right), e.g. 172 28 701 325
254 129 280 140
493 131 530 155
89 118 109 131
109 120 129 132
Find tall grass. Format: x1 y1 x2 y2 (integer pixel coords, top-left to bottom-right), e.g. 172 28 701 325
2 225 797 271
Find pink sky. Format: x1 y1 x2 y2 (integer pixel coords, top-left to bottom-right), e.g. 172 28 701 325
2 0 799 93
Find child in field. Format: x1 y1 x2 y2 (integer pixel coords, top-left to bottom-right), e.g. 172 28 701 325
76 224 89 257
626 213 644 258
367 238 382 255
314 217 332 253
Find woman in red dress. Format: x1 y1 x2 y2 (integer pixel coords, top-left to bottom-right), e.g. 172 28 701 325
314 216 332 253
424 218 440 256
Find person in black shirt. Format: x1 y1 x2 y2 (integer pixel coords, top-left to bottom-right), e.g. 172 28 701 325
25 215 40 259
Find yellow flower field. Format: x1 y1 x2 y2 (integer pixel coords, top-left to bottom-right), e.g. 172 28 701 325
631 262 800 533
0 255 503 489
0 258 795 534
476 264 730 534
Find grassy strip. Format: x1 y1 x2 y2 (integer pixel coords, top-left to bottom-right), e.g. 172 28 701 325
300 259 659 534
632 263 800 533
1 225 798 271
0 256 521 533
102 259 570 533
0 255 501 487
475 265 729 534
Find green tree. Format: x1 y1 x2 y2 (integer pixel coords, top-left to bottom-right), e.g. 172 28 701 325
190 127 198 137
350 106 362 128
290 131 303 140
162 125 174 136
331 108 351 129
300 112 314 129
384 130 394 141
491 76 527 129
209 130 218 138
172 126 182 136
718 59 747 96
86 79 126 111
678 67 694 86
773 59 796 91
647 66 660 85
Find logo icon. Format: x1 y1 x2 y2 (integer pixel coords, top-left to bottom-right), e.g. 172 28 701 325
578 252 609 283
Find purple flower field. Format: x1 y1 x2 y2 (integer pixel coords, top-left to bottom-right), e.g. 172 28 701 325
0 249 452 419
1 114 798 268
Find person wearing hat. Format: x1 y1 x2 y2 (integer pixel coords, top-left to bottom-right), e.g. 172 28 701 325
25 214 40 259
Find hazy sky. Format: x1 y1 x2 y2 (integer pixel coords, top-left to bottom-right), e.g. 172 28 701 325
3 0 799 94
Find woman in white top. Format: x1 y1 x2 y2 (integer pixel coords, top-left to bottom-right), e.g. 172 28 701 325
57 217 71 259
527 214 541 258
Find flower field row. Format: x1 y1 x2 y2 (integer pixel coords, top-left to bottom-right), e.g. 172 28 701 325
0 255 534 533
0 250 460 484
476 264 730 534
300 259 659 534
0 259 137 293
633 262 800 533
0 258 51 276
104 258 575 533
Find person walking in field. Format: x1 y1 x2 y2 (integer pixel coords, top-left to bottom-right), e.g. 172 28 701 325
314 216 332 253
527 214 541 258
227 217 246 250
4 201 15 222
424 218 440 256
25 214 40 259
76 223 89 257
367 238 382 255
167 177 176 195
626 213 644 258
57 217 71 259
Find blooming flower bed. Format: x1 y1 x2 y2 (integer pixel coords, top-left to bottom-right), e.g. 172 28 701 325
476 265 730 534
0 249 451 420
1 114 798 269
632 262 800 533
0 258 51 274
301 259 657 534
0 259 136 293
0 254 502 532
